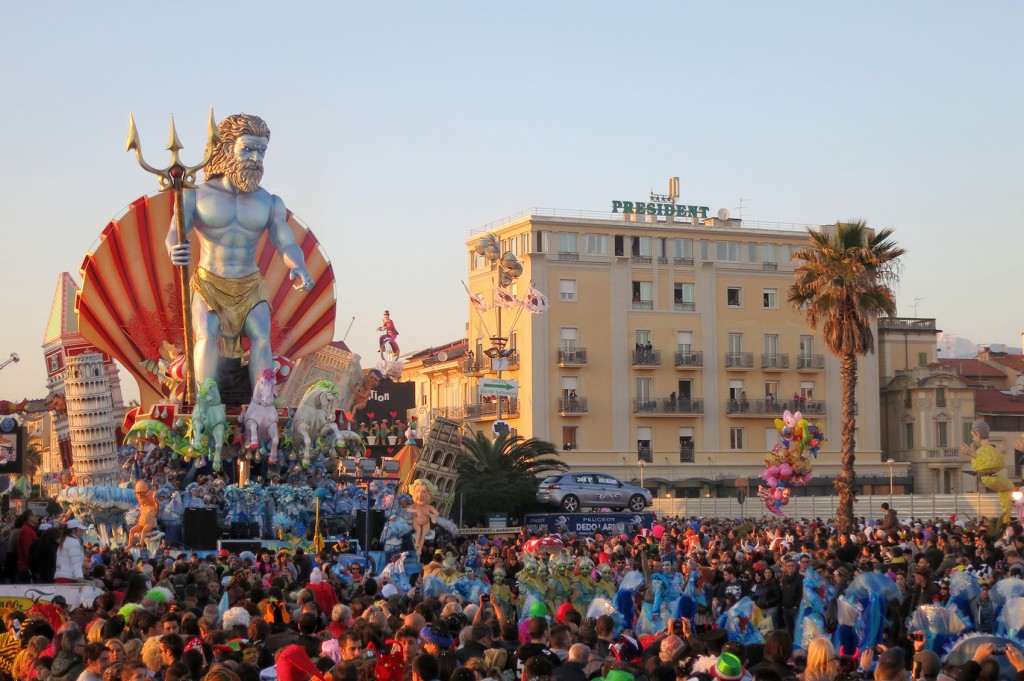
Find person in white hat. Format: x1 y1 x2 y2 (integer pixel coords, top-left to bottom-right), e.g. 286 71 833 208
54 519 87 582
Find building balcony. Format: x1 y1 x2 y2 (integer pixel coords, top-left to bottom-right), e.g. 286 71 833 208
725 352 754 369
762 262 778 270
631 256 653 264
557 252 579 261
761 353 790 370
429 406 466 421
674 301 696 312
557 348 588 367
878 317 938 331
464 397 519 420
657 257 669 265
632 350 661 367
637 446 653 462
679 445 695 463
726 399 827 416
462 357 485 376
674 351 703 368
797 354 825 370
674 257 694 266
558 397 588 415
924 448 960 461
631 300 654 310
634 398 704 415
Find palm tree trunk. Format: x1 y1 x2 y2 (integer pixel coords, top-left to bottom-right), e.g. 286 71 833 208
835 353 858 532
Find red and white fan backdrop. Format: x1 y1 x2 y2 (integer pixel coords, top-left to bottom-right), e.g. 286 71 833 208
77 192 336 406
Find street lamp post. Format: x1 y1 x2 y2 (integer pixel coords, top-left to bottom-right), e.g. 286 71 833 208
887 458 895 500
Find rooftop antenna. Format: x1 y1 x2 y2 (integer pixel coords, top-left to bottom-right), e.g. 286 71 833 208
912 297 924 316
736 198 748 220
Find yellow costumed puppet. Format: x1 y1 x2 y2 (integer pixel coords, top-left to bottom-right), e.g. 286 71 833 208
961 420 1014 527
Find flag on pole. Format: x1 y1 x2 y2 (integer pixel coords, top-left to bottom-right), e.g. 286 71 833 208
468 290 491 313
494 286 521 310
523 284 549 314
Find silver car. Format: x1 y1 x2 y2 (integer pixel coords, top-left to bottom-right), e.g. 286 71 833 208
536 472 653 513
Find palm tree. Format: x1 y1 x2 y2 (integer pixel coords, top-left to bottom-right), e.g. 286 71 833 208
455 429 568 526
788 220 906 531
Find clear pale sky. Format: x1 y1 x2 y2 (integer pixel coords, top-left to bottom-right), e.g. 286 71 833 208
1 2 1021 404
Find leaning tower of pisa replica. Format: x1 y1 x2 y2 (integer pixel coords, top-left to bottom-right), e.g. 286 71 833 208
64 353 120 486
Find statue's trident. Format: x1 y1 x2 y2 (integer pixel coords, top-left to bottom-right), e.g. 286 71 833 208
126 109 221 407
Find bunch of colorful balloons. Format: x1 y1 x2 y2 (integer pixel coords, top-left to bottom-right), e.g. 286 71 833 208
758 410 826 516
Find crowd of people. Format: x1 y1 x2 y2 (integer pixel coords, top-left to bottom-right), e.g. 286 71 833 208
0 506 1019 681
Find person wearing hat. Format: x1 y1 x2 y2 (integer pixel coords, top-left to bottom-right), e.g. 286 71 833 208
54 519 87 583
903 565 936 622
714 652 745 681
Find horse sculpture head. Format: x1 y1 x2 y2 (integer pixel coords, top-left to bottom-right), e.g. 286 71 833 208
252 369 276 406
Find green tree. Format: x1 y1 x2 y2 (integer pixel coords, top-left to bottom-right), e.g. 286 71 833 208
788 220 906 531
455 430 568 527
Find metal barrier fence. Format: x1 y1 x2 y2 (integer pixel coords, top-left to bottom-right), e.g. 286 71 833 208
650 492 1005 521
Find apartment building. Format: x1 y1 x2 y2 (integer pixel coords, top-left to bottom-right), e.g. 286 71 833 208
462 204 891 498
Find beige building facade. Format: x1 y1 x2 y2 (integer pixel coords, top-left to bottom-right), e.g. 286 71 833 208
462 207 894 498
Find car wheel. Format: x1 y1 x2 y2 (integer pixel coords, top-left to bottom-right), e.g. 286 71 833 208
628 495 646 512
561 495 580 513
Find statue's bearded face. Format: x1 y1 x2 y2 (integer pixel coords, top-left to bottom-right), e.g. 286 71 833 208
227 135 268 193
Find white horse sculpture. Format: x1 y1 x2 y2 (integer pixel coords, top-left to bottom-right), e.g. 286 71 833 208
187 378 227 471
292 380 343 467
240 369 280 464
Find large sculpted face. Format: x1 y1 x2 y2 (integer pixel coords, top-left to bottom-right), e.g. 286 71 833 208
228 134 268 193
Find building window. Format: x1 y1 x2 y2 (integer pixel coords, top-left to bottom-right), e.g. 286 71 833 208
677 331 693 353
635 330 652 347
800 382 815 400
748 243 757 263
936 421 948 448
763 288 778 309
674 283 694 309
560 327 578 349
632 281 653 304
727 287 742 307
764 334 779 355
679 428 694 462
585 234 607 255
614 235 625 257
904 390 912 409
936 387 946 408
761 243 776 264
562 426 578 451
699 240 709 261
637 427 652 463
636 377 652 402
728 333 743 354
632 237 652 257
558 232 578 254
918 352 928 367
559 279 577 302
674 239 693 258
729 428 744 450
536 231 551 253
715 241 741 262
764 380 779 401
905 422 914 449
800 335 814 356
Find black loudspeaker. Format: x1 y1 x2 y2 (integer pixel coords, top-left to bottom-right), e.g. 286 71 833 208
354 510 386 549
229 522 260 539
183 509 220 550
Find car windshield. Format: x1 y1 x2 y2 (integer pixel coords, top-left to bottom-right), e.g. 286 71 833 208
540 475 562 484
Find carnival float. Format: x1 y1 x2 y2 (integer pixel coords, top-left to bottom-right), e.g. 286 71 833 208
44 111 444 564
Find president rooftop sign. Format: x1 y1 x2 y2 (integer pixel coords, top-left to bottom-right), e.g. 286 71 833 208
612 200 709 219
